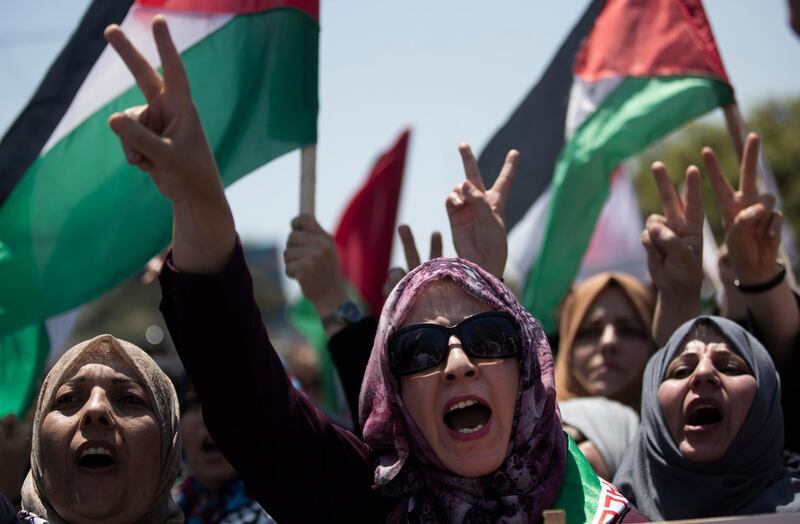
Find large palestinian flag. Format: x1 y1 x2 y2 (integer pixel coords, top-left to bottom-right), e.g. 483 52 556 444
0 0 318 416
0 0 318 335
479 0 733 332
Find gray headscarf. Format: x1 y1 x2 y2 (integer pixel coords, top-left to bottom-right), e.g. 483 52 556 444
613 316 800 520
559 397 639 478
21 334 183 523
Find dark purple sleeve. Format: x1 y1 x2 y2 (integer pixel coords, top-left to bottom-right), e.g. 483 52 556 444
159 241 385 523
328 316 378 435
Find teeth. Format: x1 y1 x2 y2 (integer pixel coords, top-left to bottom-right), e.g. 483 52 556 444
80 446 112 458
448 399 478 413
457 423 485 434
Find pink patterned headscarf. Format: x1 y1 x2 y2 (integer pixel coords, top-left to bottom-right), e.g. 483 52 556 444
359 258 566 523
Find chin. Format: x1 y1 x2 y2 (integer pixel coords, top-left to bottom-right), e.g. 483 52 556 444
679 440 729 463
443 451 505 478
436 431 508 477
58 499 125 524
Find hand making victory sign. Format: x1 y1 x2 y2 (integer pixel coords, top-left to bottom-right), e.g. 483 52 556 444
703 132 798 362
641 162 705 345
702 133 783 285
446 144 518 279
105 17 235 273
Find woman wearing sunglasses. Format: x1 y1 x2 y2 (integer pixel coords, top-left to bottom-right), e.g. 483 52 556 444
108 18 643 523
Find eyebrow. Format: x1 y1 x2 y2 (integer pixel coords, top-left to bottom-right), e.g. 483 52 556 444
61 377 141 387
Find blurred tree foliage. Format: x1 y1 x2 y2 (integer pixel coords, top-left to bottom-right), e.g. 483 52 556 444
634 97 800 252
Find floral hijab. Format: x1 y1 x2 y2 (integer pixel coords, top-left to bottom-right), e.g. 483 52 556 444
359 258 566 522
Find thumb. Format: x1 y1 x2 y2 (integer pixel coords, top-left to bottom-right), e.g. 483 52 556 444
109 112 166 163
291 214 327 235
647 223 681 254
461 180 495 219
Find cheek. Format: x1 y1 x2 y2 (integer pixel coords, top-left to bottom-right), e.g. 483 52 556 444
496 362 519 414
620 340 650 374
571 342 596 372
657 382 684 439
728 376 757 431
400 376 438 436
127 415 163 483
40 413 71 478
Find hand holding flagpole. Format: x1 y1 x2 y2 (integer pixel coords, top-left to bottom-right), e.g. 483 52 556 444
106 16 235 273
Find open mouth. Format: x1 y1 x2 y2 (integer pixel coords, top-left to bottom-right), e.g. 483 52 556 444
686 404 723 427
443 399 492 434
77 446 116 470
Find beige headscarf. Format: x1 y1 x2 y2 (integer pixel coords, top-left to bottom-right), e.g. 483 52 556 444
21 334 183 523
555 273 654 410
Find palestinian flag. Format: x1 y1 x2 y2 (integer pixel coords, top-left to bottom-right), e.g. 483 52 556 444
290 129 410 414
479 0 733 332
0 0 319 336
0 0 318 417
552 435 630 524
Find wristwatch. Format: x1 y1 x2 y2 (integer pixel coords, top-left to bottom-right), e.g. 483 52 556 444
322 300 364 330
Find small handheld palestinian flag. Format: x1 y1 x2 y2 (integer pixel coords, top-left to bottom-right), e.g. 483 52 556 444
479 0 733 332
0 0 319 336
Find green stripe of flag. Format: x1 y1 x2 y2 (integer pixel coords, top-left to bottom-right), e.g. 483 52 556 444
553 435 603 524
0 323 49 418
0 8 318 335
524 76 733 332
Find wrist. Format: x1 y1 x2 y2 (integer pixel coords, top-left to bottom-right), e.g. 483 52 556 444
311 287 349 319
733 261 783 287
735 261 786 294
320 300 364 335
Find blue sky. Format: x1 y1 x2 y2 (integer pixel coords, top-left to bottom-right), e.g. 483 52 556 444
1 1 798 275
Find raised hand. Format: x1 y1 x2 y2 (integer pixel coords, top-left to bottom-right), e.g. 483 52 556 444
703 133 783 285
446 144 518 278
383 225 442 296
106 18 221 202
105 17 234 273
284 215 348 318
641 162 704 345
704 133 797 362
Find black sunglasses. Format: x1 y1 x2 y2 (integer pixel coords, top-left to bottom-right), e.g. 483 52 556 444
388 311 523 377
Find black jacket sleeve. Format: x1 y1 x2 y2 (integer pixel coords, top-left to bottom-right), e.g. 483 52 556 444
159 241 387 523
328 317 378 434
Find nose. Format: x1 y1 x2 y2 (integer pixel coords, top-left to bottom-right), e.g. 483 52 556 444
442 335 478 382
691 355 720 388
79 387 115 429
598 324 618 353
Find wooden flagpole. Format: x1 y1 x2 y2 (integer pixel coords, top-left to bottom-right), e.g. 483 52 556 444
722 103 796 286
300 144 317 216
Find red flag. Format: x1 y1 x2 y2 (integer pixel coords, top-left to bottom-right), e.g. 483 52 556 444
334 129 410 315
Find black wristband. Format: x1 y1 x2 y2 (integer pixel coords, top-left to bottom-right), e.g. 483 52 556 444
734 261 786 294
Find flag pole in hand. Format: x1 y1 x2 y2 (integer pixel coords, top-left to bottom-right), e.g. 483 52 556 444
301 144 317 216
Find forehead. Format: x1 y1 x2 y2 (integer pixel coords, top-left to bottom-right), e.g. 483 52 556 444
582 285 640 323
401 279 491 327
61 357 141 388
680 338 734 357
679 323 734 355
